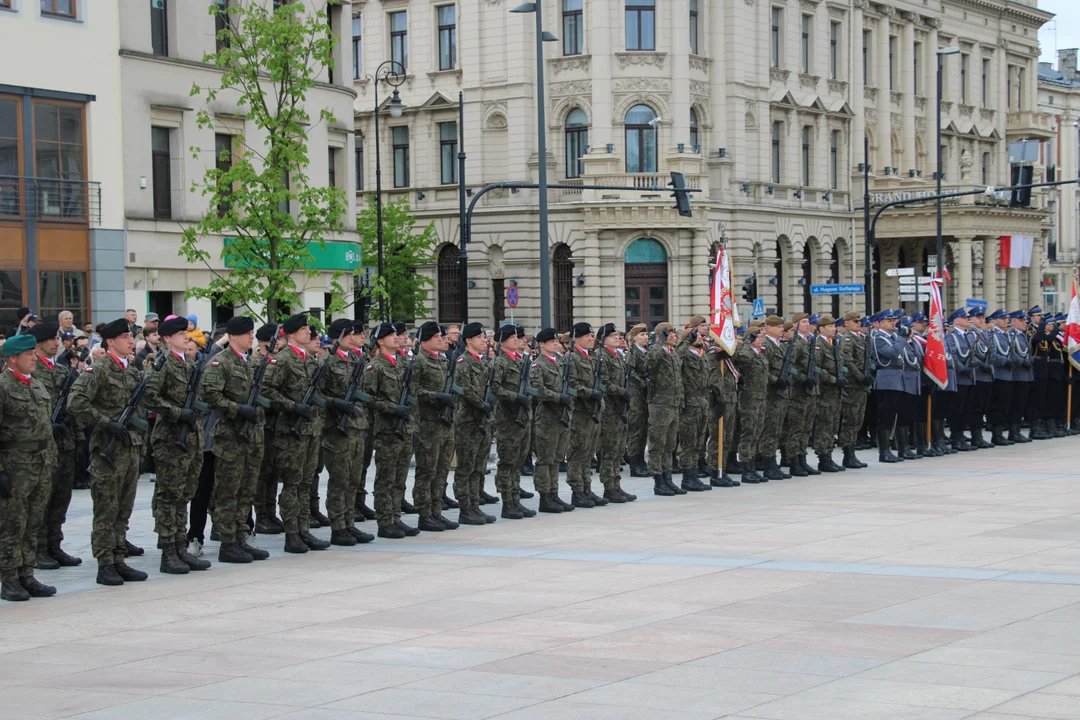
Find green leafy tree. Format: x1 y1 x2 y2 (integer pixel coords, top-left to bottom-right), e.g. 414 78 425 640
357 195 438 322
178 0 350 323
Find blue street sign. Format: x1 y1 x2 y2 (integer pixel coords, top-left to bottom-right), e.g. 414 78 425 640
752 298 765 318
810 283 865 296
506 286 519 308
965 297 988 310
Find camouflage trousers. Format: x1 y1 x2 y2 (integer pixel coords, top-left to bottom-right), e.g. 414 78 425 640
454 420 489 507
89 444 139 566
785 395 818 457
706 406 737 470
495 415 530 499
211 429 263 543
414 419 453 517
323 429 364 531
737 396 765 461
813 395 843 454
273 431 319 534
758 391 790 457
838 390 868 448
646 403 679 475
152 436 203 541
599 410 627 490
533 411 568 495
372 429 411 528
254 428 278 520
565 408 600 493
678 404 708 471
37 446 75 549
0 450 50 579
627 392 649 458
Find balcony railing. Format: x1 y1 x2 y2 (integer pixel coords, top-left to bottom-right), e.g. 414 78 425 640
0 176 102 226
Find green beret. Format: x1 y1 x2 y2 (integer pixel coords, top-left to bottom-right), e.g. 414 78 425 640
3 334 37 357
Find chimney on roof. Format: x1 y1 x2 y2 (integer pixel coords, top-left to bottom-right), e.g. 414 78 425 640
1059 48 1078 81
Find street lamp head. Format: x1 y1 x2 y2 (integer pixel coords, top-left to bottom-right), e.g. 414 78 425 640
937 47 961 56
510 2 537 12
388 89 405 119
541 30 559 42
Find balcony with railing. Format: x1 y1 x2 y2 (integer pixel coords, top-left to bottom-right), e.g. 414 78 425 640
1006 110 1054 141
0 176 102 226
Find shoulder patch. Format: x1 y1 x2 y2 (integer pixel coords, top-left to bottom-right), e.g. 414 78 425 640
531 363 538 368
211 361 220 367
365 365 374 371
457 357 465 363
84 367 93 372
269 357 277 364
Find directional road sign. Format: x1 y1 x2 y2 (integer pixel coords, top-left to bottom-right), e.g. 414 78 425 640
900 294 931 302
810 283 865 295
898 276 916 285
965 297 989 310
886 268 916 277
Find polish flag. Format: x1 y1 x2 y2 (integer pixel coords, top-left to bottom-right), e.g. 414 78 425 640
709 246 737 355
923 277 949 389
1066 271 1080 372
999 235 1035 268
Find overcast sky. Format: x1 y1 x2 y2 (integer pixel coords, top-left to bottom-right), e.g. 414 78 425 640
1039 0 1080 67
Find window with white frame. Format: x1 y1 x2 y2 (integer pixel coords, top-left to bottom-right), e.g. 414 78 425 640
437 5 456 71
390 11 407 70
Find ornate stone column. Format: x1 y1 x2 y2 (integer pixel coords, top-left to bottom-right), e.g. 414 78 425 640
1028 234 1044 308
671 0 691 149
1005 268 1020 311
982 236 999 307
955 235 973 304
900 13 916 173
852 1 866 169
590 0 613 149
926 18 940 175
876 9 893 171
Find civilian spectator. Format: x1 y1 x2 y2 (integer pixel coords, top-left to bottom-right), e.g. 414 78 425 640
58 310 83 338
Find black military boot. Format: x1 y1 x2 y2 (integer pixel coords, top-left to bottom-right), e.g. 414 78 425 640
501 497 524 519
817 452 843 473
788 454 809 477
123 539 144 557
762 458 785 481
401 499 419 515
396 518 420 534
515 496 537 517
802 454 822 475
1029 421 1048 440
741 460 764 484
348 526 376 542
218 541 253 564
358 492 378 520
1009 424 1031 443
458 505 487 526
554 494 574 511
415 515 443 532
159 540 191 574
521 456 535 476
1 578 30 601
842 446 867 469
331 528 359 545
664 471 687 494
480 489 500 505
617 482 637 501
235 533 268 560
442 493 460 510
972 425 992 448
571 490 595 508
519 487 535 499
680 469 705 492
35 547 59 571
586 486 610 505
630 453 651 477
255 515 281 535
284 533 309 553
173 538 210 570
310 497 331 527
19 575 56 597
653 475 675 496
952 431 973 452
897 427 917 460
539 493 565 512
433 514 459 530
95 564 123 586
376 523 407 538
49 543 82 567
300 530 331 549
878 429 900 463
115 562 148 582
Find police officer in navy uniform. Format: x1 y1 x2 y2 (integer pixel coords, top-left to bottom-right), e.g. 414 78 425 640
1007 310 1034 444
987 309 1014 445
945 308 975 451
870 310 905 463
1027 306 1052 440
967 308 994 448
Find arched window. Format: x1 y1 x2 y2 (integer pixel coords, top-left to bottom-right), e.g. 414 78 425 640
565 108 588 179
802 243 812 311
690 108 699 152
437 244 461 323
553 244 574 332
625 104 657 173
830 244 841 317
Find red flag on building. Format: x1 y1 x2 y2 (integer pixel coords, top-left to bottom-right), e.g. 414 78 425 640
923 278 948 389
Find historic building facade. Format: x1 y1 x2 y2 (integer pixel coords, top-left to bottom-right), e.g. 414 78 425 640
354 0 1055 329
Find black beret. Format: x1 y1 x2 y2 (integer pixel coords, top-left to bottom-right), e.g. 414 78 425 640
515 325 526 338
308 324 320 337
571 322 593 338
352 321 366 335
256 323 279 342
282 313 308 334
371 322 396 341
439 325 448 336
418 321 441 341
225 316 255 335
596 322 616 342
462 322 484 340
158 317 190 337
30 321 60 342
100 318 132 340
535 327 557 343
328 318 355 338
393 322 407 335
495 324 517 342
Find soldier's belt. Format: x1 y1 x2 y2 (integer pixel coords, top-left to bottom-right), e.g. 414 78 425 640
0 440 50 451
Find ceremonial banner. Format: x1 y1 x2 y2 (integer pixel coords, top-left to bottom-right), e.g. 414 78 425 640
1067 270 1080 372
709 246 736 354
923 277 949 389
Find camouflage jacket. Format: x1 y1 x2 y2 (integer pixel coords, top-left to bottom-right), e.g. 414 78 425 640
597 346 627 417
0 370 57 471
411 348 450 426
492 351 529 424
453 350 488 425
529 352 564 424
319 349 369 434
815 335 842 397
677 344 710 408
201 346 262 440
262 344 318 437
645 344 683 406
564 345 599 417
361 351 407 435
35 354 75 451
145 351 201 446
68 353 147 449
733 342 768 403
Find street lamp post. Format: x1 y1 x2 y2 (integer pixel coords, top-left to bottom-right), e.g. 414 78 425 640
366 60 406 322
936 47 960 306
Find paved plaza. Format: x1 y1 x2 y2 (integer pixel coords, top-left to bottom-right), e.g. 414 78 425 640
3 443 1080 720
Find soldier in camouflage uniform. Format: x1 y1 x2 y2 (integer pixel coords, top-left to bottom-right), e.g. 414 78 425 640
200 316 273 564
595 323 635 502
783 313 818 477
625 324 651 477
145 316 212 573
453 323 496 525
529 328 575 513
30 323 82 570
837 312 870 468
262 314 331 554
757 316 791 481
492 324 536 519
733 326 768 483
317 319 377 545
676 320 712 492
563 322 606 508
409 322 459 532
811 315 846 472
360 322 419 538
0 334 58 601
253 324 286 535
646 322 685 496
705 335 739 487
68 319 150 587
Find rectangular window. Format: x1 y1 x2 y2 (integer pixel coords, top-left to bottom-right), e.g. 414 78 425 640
278 170 290 215
214 0 230 53
214 133 232 218
440 121 457 184
889 36 896 90
689 0 699 55
392 126 409 188
829 21 839 80
39 270 87 330
961 53 968 103
1007 65 1013 110
625 0 655 52
326 5 335 84
1018 67 1025 110
982 58 990 105
801 126 811 187
0 97 21 217
34 100 86 219
0 1 11 8
438 5 456 71
151 0 168 56
390 11 408 70
151 127 172 220
771 7 782 68
982 151 990 185
913 42 921 95
801 14 811 74
771 121 782 184
355 141 364 191
862 30 871 84
830 129 839 189
40 0 76 18
563 0 583 56
328 147 337 189
352 15 362 79
0 270 25 333
565 119 587 179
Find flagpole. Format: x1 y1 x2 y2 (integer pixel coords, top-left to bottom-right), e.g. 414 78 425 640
1069 363 1073 431
718 362 725 473
926 396 932 446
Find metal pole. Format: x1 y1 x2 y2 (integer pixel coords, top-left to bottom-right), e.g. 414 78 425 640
863 135 872 315
457 91 468 325
374 78 384 322
534 3 552 328
936 53 944 313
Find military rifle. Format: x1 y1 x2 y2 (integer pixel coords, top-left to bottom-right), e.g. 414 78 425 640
175 346 217 452
291 329 346 434
477 340 499 435
804 327 822 394
394 337 422 439
833 336 848 399
100 350 167 468
620 354 632 424
513 352 535 428
589 345 605 424
51 346 90 432
336 348 373 435
775 335 797 398
241 325 279 443
559 354 576 428
438 339 464 427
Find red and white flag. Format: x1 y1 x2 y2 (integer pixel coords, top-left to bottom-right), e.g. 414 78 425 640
1066 270 1080 372
923 277 949 389
999 235 1035 268
709 246 737 354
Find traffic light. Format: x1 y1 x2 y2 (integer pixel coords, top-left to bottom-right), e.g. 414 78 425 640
1010 164 1033 207
742 275 758 303
669 171 693 218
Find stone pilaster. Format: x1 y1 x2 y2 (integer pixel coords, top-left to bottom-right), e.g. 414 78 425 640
590 0 613 149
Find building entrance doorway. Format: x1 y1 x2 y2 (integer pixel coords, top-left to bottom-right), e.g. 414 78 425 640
624 238 669 331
